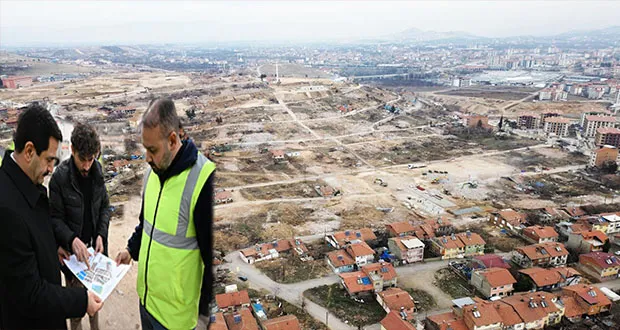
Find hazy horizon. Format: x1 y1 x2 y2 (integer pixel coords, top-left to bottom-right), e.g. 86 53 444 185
1 1 620 47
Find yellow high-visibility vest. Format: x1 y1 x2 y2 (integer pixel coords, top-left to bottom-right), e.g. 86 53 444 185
137 153 215 329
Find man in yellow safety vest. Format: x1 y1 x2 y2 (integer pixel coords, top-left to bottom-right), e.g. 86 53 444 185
116 98 215 329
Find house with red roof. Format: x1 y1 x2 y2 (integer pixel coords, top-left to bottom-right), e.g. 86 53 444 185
470 267 516 298
562 284 612 316
567 230 608 254
518 267 582 291
376 288 416 320
385 221 416 237
578 252 620 282
380 311 416 330
523 226 559 244
512 242 569 268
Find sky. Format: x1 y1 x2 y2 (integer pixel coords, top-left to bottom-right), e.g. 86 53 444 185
1 1 619 47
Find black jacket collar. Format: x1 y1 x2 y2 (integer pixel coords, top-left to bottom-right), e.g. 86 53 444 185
67 155 105 186
1 150 46 209
156 140 198 183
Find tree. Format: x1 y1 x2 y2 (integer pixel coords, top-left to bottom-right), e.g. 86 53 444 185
123 138 138 154
185 108 196 121
601 160 618 174
603 239 611 253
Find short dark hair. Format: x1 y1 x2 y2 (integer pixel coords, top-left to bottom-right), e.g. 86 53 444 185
141 98 180 138
71 122 100 157
14 104 63 155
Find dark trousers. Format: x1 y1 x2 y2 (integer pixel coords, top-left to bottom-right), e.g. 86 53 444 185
139 304 168 330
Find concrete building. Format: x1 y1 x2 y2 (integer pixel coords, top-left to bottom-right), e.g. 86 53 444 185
387 236 424 264
540 112 561 127
345 241 375 267
463 114 489 129
517 113 539 129
602 214 620 234
562 285 612 316
583 115 616 138
543 117 571 137
380 311 416 330
595 127 620 147
1 76 33 89
589 145 619 168
470 267 516 298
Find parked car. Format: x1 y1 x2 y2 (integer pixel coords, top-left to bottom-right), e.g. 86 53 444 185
238 276 248 282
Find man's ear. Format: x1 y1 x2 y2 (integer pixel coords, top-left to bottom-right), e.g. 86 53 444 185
24 141 36 162
168 131 178 148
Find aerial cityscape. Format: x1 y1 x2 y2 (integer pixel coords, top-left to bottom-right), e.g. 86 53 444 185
2 1 620 330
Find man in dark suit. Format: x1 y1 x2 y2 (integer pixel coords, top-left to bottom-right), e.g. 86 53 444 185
0 104 103 329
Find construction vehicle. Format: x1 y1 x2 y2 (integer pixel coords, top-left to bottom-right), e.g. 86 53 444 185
462 181 478 189
374 178 388 187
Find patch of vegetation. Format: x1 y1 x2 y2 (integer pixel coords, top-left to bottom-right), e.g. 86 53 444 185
241 181 321 201
255 257 330 284
434 268 472 299
304 284 385 327
404 288 436 312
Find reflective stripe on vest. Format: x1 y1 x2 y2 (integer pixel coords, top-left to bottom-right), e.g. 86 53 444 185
137 153 215 329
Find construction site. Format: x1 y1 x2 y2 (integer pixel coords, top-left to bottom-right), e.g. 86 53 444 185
3 59 620 330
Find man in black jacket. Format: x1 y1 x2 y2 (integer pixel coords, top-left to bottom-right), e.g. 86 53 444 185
0 104 103 330
50 122 110 330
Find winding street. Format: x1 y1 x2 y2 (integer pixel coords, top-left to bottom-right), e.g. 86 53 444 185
222 248 451 330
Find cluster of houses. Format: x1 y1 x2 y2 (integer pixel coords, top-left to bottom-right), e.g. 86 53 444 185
213 288 302 330
539 80 620 101
427 285 612 330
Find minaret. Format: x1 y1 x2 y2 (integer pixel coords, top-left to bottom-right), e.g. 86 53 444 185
275 61 280 82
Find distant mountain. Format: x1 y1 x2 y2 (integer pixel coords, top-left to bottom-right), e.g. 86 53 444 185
554 26 620 40
388 28 481 42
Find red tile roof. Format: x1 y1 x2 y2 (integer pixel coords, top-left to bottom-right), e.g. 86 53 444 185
326 250 355 268
524 226 559 239
361 262 398 281
515 242 568 260
491 301 523 326
473 254 510 269
578 230 609 243
380 311 416 330
345 241 375 258
427 312 468 330
456 232 486 246
216 290 251 310
435 235 465 250
463 301 503 328
261 315 301 330
339 271 374 294
378 287 415 312
386 221 415 235
224 308 259 330
497 209 527 226
579 252 620 269
209 313 229 330
518 267 563 287
478 267 516 287
563 284 612 307
501 292 559 324
332 228 377 246
559 296 588 318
